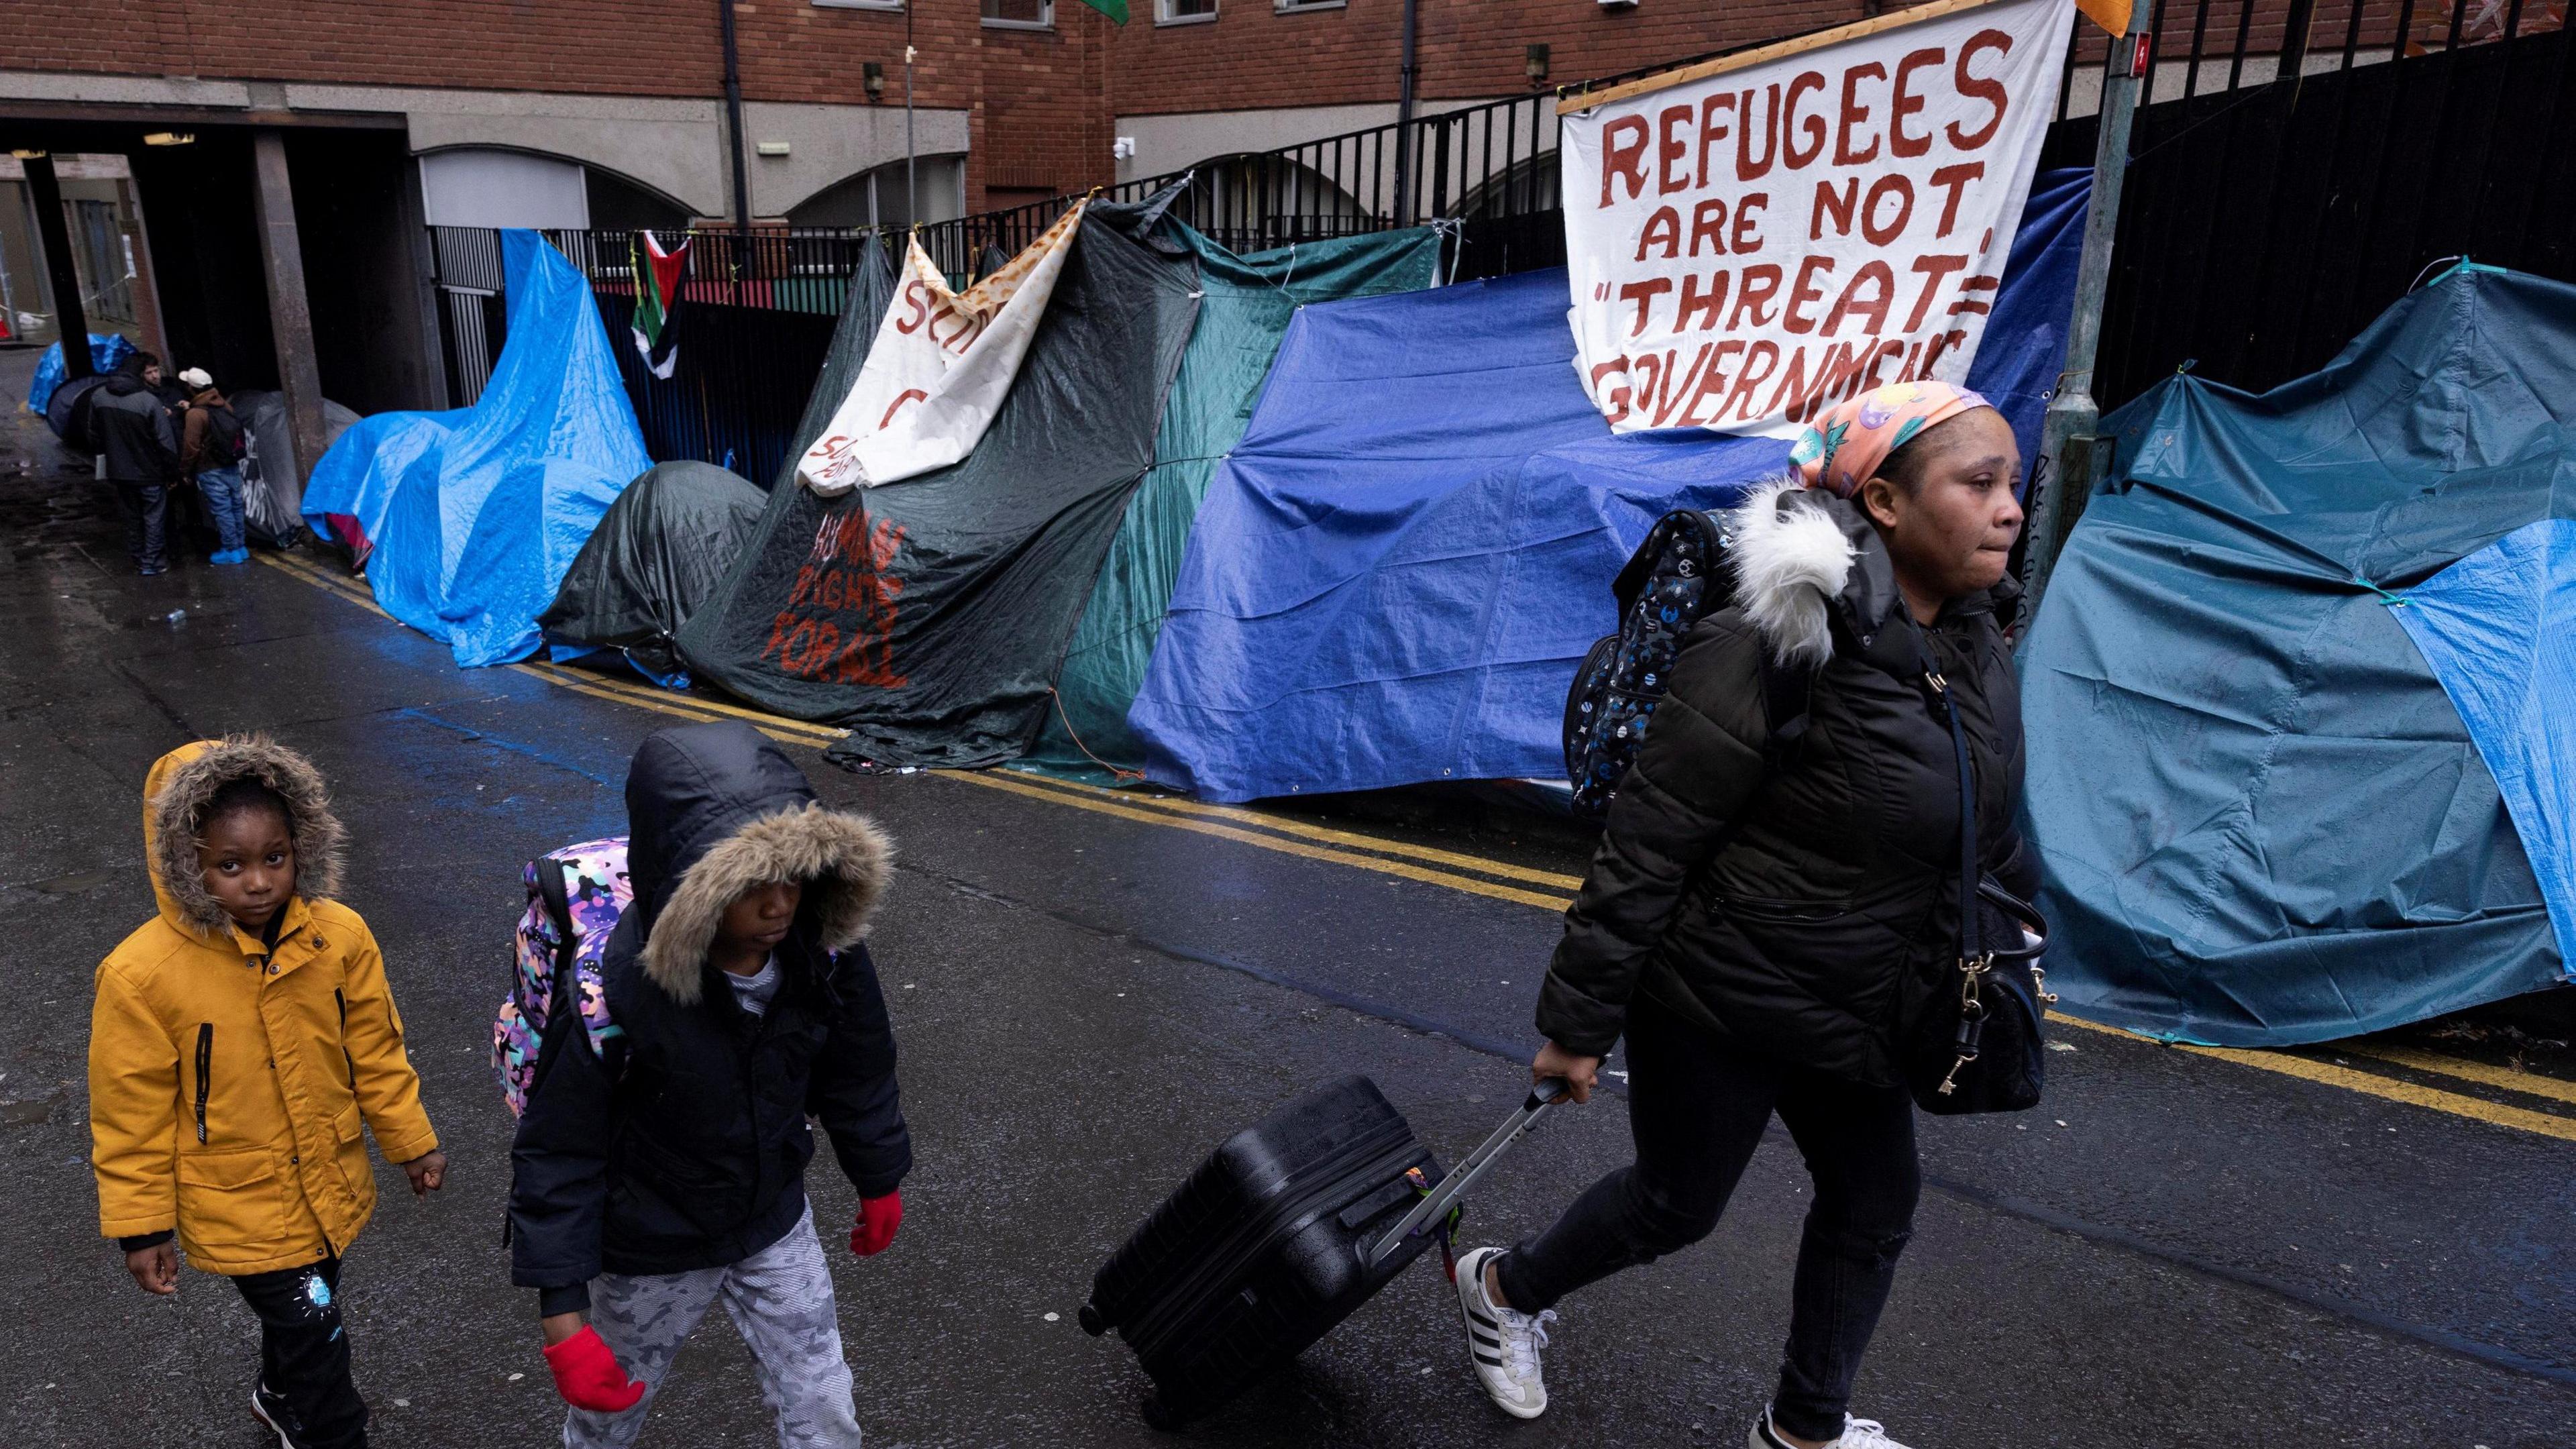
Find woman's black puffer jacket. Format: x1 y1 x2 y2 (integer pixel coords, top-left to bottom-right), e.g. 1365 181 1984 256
1538 478 2039 1087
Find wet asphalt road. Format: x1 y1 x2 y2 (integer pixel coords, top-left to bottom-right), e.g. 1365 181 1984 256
4 361 2575 1448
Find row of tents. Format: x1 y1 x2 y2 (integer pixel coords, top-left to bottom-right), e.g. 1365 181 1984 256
286 176 2576 1052
300 175 2088 784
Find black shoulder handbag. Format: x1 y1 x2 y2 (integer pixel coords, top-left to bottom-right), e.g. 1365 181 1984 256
1904 638 2054 1116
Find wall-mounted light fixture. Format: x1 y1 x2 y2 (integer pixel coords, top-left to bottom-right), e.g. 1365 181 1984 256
755 140 792 157
1524 44 1550 85
143 131 197 146
863 61 885 101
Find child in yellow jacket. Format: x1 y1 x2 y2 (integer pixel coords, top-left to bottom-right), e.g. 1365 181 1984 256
89 737 444 1449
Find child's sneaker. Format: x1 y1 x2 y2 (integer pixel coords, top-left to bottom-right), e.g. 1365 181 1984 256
1453 1246 1554 1419
211 547 251 566
249 1381 305 1448
1749 1405 1914 1449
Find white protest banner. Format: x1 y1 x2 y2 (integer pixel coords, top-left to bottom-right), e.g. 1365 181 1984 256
797 199 1088 494
1558 0 2072 436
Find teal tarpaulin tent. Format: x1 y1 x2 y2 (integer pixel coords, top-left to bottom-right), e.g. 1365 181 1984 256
2022 264 2576 1046
1020 223 1445 780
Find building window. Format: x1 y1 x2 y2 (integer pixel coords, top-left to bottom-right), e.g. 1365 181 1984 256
1157 0 1216 21
811 0 903 10
982 0 1053 28
1273 0 1343 10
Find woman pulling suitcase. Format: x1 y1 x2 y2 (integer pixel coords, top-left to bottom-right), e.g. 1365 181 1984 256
1453 382 2035 1449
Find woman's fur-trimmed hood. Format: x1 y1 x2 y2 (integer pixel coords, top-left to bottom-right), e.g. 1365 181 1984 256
144 736 347 938
619 721 894 1006
1727 476 1862 668
639 802 893 1003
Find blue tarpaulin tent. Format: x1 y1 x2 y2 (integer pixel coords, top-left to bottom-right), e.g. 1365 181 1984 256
2021 263 2576 1046
303 230 650 667
26 332 136 419
1132 171 2088 803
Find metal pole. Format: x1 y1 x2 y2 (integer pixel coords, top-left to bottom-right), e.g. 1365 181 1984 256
250 130 329 490
2021 8 2147 618
22 153 93 380
720 0 753 301
905 2 917 227
1393 0 1420 225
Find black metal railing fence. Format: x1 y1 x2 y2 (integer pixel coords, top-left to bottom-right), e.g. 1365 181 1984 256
2046 0 2573 409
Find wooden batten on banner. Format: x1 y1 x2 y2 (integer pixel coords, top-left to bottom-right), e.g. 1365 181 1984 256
1557 0 2128 115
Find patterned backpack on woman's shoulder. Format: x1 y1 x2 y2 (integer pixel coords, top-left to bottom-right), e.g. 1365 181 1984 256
1562 508 1812 816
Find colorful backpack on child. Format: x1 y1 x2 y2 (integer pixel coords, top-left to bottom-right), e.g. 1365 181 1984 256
492 837 633 1118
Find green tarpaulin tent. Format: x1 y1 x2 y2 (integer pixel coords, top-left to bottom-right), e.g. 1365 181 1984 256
1020 223 1445 781
674 193 1203 767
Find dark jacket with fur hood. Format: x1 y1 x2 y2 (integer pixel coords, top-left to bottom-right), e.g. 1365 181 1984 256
1538 479 2038 1085
510 722 910 1308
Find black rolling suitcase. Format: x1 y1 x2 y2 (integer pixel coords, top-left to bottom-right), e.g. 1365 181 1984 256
1080 1074 1562 1428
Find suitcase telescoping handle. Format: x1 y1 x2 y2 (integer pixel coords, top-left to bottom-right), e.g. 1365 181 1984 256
1363 1078 1568 1271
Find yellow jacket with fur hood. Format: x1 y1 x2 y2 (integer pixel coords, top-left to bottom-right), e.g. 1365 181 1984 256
89 738 439 1275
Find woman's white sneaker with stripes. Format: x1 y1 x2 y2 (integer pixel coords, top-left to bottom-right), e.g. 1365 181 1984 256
1749 1404 1915 1448
1454 1246 1555 1419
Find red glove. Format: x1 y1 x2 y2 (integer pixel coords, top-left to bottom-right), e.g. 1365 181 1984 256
851 1191 903 1257
543 1325 647 1413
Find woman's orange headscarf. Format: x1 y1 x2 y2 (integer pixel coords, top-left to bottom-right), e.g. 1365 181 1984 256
1788 380 1993 499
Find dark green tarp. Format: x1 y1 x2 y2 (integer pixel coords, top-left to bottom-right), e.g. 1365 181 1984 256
674 197 1201 767
1021 224 1446 781
2022 264 2575 1046
539 460 770 682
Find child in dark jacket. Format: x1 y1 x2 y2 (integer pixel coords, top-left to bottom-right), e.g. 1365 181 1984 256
508 721 910 1449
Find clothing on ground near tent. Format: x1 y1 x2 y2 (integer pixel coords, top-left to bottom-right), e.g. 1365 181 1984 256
676 191 1202 769
1020 222 1446 782
2021 262 2575 1048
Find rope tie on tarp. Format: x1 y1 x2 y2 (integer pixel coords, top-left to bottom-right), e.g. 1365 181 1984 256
1045 686 1147 784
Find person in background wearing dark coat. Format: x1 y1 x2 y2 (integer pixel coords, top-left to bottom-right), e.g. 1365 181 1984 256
1451 382 2033 1449
89 351 180 576
177 368 252 565
508 721 910 1449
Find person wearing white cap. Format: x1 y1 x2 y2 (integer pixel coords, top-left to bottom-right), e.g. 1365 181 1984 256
178 369 252 564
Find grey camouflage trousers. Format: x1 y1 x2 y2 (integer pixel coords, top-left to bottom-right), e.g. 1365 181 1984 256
565 1205 863 1449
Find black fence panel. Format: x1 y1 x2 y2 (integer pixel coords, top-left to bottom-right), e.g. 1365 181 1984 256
590 291 839 489
2046 11 2576 409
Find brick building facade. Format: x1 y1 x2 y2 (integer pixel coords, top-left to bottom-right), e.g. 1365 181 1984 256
0 2 1891 223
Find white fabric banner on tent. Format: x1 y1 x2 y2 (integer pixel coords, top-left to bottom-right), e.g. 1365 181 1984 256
1559 0 2072 437
797 199 1088 494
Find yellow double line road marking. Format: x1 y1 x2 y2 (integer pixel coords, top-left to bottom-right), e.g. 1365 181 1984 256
943 769 1574 911
2046 1014 2576 1144
257 552 846 749
258 547 2576 1144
